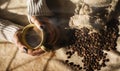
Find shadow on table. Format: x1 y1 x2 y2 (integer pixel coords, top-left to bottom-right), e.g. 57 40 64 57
0 0 28 26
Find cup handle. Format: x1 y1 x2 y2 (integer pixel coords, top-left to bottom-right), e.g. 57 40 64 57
41 44 53 52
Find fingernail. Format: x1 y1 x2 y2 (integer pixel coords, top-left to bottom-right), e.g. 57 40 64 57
23 47 28 53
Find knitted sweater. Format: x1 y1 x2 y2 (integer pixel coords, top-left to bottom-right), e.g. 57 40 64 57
27 0 53 16
0 0 52 42
0 19 22 42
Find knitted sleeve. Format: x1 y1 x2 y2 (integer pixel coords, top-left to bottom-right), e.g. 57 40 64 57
27 0 53 16
0 19 22 42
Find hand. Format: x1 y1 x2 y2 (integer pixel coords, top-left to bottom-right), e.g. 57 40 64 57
13 30 45 56
29 16 45 28
29 16 58 44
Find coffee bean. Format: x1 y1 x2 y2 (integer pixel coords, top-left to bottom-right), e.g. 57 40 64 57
79 67 82 70
65 60 69 63
69 62 74 66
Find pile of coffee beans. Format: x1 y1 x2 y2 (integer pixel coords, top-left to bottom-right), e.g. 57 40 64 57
64 19 119 71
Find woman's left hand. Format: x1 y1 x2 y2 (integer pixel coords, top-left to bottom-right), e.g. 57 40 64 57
13 30 45 56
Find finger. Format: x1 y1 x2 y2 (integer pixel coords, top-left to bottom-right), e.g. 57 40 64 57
23 47 28 53
30 16 43 28
27 49 34 55
31 49 45 56
16 41 28 53
14 31 28 53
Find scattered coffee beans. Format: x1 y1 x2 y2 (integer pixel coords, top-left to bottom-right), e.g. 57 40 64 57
64 19 119 71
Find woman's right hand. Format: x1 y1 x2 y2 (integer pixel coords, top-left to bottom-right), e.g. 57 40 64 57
29 16 58 44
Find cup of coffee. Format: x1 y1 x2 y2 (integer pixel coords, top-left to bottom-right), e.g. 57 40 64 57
21 23 59 51
21 24 46 50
